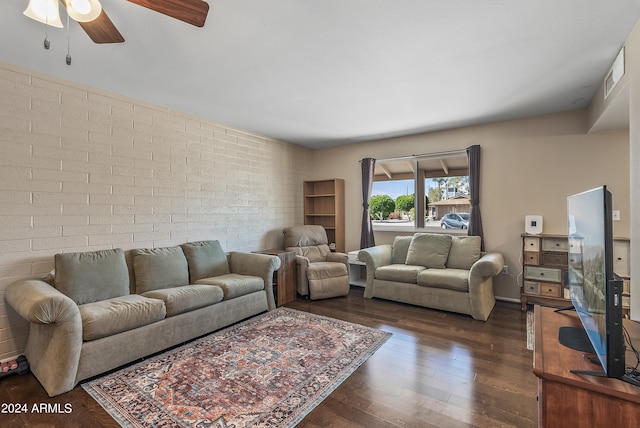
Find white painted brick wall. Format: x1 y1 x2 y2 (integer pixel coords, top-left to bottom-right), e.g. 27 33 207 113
0 63 312 360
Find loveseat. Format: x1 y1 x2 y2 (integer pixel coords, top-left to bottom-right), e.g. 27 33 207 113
5 240 280 397
358 233 504 321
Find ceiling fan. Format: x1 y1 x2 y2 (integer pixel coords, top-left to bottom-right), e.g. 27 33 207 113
24 0 210 44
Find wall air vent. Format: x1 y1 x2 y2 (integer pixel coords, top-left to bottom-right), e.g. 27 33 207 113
605 47 625 100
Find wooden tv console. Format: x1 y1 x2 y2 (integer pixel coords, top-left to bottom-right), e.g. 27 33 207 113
533 305 640 427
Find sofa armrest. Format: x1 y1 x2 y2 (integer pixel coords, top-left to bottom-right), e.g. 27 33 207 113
357 245 393 298
294 254 311 267
469 252 504 281
228 252 281 310
5 279 83 396
326 251 349 273
468 252 505 321
326 251 348 264
6 279 80 325
293 255 311 297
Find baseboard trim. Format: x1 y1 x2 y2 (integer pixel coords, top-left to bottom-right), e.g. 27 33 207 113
496 296 521 304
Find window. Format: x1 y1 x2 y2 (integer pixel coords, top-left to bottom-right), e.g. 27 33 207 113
371 179 414 222
371 150 469 231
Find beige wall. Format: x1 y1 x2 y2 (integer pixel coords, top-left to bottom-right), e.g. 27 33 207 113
310 111 630 302
585 18 640 320
0 63 312 360
627 21 640 320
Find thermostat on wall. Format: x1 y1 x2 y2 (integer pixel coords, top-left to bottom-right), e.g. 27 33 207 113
525 215 543 235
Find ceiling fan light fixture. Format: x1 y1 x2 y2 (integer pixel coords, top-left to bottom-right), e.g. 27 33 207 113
23 0 64 28
66 0 102 23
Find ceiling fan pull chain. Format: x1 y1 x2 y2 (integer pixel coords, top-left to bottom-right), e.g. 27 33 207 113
43 0 50 49
66 12 72 65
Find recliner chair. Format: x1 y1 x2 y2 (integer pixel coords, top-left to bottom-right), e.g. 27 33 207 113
283 225 350 300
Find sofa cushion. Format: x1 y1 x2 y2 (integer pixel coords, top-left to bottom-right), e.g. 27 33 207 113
79 294 166 341
391 235 414 265
195 274 264 300
306 262 349 300
306 261 348 279
308 275 349 300
287 244 331 263
142 284 224 317
180 240 230 283
283 225 328 247
132 246 190 294
405 233 453 269
54 248 129 305
447 236 482 270
375 264 426 284
417 268 469 292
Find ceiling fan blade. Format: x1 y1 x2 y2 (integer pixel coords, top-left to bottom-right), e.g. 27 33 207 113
127 0 210 27
59 0 125 43
77 10 126 44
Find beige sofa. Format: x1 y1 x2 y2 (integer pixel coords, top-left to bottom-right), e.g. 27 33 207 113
5 240 280 397
358 233 504 321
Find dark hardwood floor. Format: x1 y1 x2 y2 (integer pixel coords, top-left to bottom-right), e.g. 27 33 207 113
0 287 537 427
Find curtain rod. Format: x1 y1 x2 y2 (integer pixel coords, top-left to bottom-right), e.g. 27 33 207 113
361 148 468 163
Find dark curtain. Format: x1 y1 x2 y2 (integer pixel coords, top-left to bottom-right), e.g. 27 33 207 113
467 145 485 250
360 158 376 249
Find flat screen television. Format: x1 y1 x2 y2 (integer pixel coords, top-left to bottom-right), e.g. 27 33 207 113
563 186 633 383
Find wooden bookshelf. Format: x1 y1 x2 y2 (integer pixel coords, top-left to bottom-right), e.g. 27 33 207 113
303 179 345 253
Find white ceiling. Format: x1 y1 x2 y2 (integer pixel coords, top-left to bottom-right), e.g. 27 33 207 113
1 0 639 149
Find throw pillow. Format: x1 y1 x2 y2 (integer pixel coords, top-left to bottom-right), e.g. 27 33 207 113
132 246 190 293
405 233 453 269
447 236 482 270
391 235 414 265
54 248 129 305
180 240 230 282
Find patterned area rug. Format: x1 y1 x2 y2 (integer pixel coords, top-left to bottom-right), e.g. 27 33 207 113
82 307 391 427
